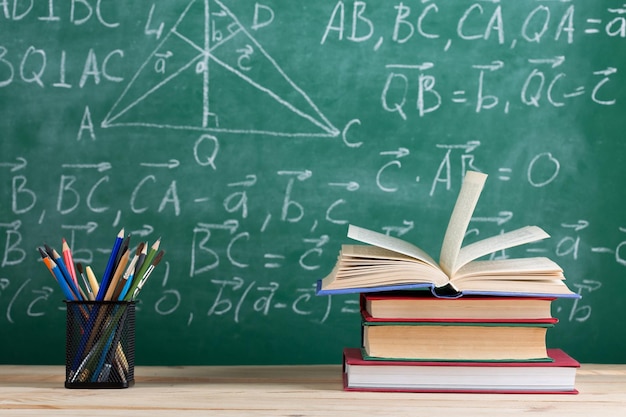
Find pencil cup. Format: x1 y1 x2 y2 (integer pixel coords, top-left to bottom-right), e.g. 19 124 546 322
64 301 135 389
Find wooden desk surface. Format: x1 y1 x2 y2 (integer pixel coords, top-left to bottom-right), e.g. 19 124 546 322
1 364 625 416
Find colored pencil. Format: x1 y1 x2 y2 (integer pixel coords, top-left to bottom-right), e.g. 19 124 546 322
39 247 76 300
95 228 124 301
85 265 100 296
132 250 164 300
61 238 78 287
104 248 129 301
113 243 144 301
113 234 130 275
38 229 165 385
44 244 83 300
124 238 160 301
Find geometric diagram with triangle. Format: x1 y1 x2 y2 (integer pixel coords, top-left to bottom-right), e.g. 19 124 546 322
101 0 340 138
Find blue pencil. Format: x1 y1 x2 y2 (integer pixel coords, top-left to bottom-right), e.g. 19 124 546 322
44 244 83 301
95 228 124 301
118 276 133 301
39 248 76 300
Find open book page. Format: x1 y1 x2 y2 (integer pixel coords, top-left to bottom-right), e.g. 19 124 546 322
340 244 424 262
455 277 575 296
320 255 449 290
453 257 564 281
451 226 551 276
347 225 440 269
438 171 487 276
338 248 435 269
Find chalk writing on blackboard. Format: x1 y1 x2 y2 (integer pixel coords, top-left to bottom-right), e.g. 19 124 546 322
101 0 340 138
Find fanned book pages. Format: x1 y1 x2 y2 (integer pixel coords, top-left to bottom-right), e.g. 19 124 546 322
316 171 579 298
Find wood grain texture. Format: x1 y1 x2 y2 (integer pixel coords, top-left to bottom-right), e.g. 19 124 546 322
1 365 625 416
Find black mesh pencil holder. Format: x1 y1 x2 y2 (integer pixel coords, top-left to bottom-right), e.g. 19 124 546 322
64 301 135 389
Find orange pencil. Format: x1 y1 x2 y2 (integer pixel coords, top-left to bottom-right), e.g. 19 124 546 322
104 248 130 301
38 247 77 300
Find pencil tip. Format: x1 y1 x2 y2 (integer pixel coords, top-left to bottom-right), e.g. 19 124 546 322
76 262 83 273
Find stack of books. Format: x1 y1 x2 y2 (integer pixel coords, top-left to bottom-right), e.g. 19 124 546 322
316 171 581 394
342 291 579 393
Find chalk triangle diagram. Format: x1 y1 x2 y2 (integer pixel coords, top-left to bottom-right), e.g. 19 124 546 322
101 0 339 138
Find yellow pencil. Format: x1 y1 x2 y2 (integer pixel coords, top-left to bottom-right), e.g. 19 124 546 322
85 266 100 296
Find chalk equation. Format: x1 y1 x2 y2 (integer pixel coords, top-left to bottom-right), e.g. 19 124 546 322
0 144 620 327
1 0 624 364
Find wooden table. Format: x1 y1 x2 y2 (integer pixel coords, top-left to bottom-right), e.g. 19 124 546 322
1 364 625 416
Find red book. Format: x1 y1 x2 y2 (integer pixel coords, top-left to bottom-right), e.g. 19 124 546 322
361 292 559 324
343 348 579 394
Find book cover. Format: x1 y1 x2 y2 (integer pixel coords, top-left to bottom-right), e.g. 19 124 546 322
361 320 553 362
343 347 579 394
360 291 559 324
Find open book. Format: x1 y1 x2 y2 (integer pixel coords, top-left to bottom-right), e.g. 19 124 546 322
316 171 578 298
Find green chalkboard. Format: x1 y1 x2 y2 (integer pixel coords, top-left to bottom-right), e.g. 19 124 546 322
1 0 626 365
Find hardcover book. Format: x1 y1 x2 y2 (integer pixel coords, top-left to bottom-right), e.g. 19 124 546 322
360 292 558 323
343 348 579 394
361 319 552 362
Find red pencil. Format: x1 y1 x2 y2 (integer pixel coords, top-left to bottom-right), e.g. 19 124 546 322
62 238 78 287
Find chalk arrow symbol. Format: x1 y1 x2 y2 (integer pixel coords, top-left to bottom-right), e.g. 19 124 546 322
380 148 410 158
0 220 21 230
382 220 414 237
0 157 27 172
62 162 112 172
436 141 481 153
594 67 618 76
140 159 179 169
471 211 513 226
385 62 434 71
130 225 154 237
561 220 589 232
303 235 330 247
463 141 481 153
528 56 565 68
278 170 312 180
211 276 245 291
473 60 504 71
608 7 626 15
328 181 360 191
196 219 239 235
61 222 98 234
155 51 173 58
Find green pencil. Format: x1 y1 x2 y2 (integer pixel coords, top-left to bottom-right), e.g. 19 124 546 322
123 238 160 301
